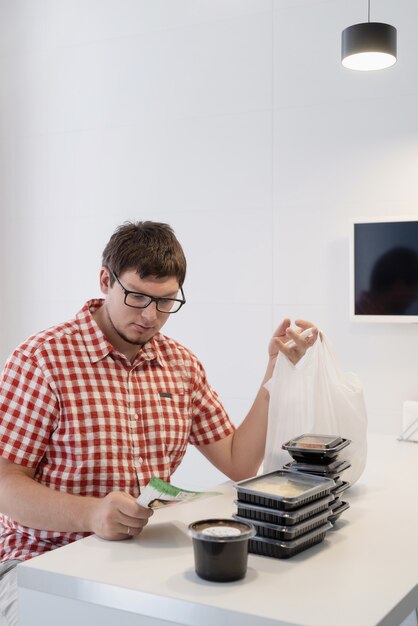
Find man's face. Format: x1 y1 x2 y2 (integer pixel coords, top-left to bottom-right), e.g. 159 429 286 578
99 268 181 351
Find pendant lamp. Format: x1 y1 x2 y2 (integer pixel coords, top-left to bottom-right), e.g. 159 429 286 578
341 0 397 71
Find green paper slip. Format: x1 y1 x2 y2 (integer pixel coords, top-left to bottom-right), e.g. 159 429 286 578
136 476 221 509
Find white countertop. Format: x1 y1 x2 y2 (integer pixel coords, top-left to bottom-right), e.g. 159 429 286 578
17 433 418 626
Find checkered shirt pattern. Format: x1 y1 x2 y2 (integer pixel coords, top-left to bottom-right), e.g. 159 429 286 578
0 299 234 562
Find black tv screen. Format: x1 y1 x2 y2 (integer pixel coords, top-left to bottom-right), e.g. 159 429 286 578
351 218 418 322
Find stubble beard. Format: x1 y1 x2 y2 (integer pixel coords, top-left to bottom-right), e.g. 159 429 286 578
106 309 152 347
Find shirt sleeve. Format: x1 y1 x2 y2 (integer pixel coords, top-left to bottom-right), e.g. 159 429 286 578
0 349 59 467
188 359 235 446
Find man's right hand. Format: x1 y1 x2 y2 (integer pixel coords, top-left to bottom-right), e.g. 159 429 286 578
0 457 153 540
88 490 154 540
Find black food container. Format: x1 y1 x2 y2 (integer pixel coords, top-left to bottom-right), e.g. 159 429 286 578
235 470 335 511
233 508 331 541
248 522 332 559
234 494 334 526
284 459 351 480
332 480 350 498
282 433 351 459
282 434 351 463
328 500 350 524
188 518 255 582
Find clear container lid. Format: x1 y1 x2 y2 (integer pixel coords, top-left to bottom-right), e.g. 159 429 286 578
285 459 351 476
249 522 332 550
332 480 350 496
233 508 331 538
234 494 334 523
329 498 350 513
282 433 351 455
328 500 350 523
188 518 256 542
285 461 351 478
235 470 334 505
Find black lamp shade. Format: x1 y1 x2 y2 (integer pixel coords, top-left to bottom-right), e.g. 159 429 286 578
342 22 397 70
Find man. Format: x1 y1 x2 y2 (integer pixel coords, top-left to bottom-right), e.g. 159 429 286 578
0 221 317 624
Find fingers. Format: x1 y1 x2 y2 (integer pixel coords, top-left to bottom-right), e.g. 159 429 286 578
268 319 291 359
294 319 317 332
277 322 318 365
119 506 153 539
269 318 318 365
90 492 154 541
285 328 317 349
273 318 291 337
294 318 313 328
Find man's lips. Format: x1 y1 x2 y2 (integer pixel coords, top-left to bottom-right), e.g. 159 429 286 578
132 323 154 332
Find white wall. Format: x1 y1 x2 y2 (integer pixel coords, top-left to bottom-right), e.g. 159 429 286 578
1 0 417 489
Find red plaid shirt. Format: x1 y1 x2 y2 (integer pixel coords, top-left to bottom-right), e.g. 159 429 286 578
0 299 234 562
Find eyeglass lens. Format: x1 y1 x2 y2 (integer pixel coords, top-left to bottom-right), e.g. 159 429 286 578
124 292 183 313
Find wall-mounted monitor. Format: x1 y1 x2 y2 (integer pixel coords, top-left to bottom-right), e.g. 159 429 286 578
350 217 418 323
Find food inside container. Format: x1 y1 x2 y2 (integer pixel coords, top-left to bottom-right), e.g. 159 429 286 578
284 434 343 449
248 522 332 559
235 470 335 511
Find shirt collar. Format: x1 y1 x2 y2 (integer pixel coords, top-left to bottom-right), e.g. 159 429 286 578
76 299 166 366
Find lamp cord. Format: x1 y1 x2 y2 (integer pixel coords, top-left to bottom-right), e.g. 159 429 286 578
368 0 371 23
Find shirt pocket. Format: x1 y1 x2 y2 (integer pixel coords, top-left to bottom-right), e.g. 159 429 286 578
139 384 191 463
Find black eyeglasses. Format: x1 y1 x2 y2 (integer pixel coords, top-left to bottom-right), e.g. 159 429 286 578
111 271 186 314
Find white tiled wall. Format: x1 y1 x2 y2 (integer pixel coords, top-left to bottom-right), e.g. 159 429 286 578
1 0 418 488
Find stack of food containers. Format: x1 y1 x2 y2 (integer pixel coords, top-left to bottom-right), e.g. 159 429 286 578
233 469 334 559
281 434 351 524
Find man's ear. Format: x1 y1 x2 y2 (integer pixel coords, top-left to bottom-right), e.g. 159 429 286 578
99 267 111 294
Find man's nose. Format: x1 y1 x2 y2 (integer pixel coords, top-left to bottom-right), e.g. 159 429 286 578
141 301 159 321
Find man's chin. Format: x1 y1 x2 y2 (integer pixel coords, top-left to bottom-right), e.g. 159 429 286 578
120 329 155 346
105 310 156 347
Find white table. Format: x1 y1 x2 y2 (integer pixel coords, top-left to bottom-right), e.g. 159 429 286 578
18 434 418 626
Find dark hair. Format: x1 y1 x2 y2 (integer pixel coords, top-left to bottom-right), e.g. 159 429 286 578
102 221 187 286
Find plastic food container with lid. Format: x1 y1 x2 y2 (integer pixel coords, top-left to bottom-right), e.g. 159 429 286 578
235 469 335 511
328 500 350 524
188 518 255 582
248 522 332 559
282 433 351 462
284 459 351 479
332 480 350 497
234 493 334 526
233 508 331 541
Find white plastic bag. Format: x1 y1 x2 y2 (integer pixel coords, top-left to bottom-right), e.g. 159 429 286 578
264 332 367 485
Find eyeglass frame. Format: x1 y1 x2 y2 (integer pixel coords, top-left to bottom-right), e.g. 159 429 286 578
110 270 186 314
